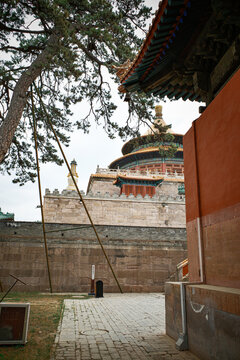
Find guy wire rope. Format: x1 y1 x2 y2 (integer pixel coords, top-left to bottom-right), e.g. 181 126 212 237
31 86 53 293
33 83 123 294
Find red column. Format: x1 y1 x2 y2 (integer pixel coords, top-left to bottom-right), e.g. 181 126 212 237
162 163 166 172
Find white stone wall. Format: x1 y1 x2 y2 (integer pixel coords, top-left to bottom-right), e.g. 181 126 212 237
43 191 186 228
88 178 120 196
158 182 180 196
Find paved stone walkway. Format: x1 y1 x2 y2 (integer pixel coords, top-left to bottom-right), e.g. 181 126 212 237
51 293 199 360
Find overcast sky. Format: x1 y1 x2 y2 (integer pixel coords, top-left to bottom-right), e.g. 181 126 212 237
0 1 203 221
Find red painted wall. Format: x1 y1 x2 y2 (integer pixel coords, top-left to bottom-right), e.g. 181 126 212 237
121 184 156 197
185 70 240 221
184 69 240 287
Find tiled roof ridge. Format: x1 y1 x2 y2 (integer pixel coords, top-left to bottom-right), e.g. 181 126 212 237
114 174 164 181
121 131 183 155
118 0 191 89
118 0 168 83
109 145 183 168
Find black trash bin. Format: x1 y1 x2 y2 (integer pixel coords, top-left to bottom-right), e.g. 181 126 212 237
95 280 103 298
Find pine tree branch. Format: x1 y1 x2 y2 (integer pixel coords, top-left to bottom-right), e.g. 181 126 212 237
73 38 110 67
0 32 60 163
0 21 47 34
1 45 44 53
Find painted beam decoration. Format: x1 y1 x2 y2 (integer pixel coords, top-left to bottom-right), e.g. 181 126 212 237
113 175 163 198
113 175 163 187
117 0 240 104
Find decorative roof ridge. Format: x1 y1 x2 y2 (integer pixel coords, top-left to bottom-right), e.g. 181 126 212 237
118 0 191 89
114 174 164 181
109 146 183 168
121 132 183 155
108 147 163 168
118 0 168 83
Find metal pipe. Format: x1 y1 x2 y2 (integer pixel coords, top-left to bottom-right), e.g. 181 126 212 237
176 282 188 350
196 217 204 282
31 88 53 293
192 120 205 283
34 83 123 294
180 283 187 335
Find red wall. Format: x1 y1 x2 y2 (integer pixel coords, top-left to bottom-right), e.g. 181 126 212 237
121 184 156 197
184 69 240 287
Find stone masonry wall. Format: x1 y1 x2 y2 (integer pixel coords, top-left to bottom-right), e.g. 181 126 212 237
88 178 120 196
43 191 186 227
158 182 181 196
0 222 187 293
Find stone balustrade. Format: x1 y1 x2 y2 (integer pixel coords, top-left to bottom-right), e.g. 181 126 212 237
95 166 184 179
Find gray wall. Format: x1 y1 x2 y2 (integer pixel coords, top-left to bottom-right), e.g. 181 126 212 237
0 222 187 293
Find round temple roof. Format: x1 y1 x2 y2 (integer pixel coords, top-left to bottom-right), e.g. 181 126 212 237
121 132 183 156
109 146 183 169
109 105 183 170
121 105 183 155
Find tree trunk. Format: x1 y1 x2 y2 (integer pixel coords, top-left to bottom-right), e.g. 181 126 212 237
0 33 60 163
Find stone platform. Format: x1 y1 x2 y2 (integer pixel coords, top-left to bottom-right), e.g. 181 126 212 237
51 293 199 360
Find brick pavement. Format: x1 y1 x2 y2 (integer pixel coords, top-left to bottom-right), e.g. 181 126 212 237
51 293 199 360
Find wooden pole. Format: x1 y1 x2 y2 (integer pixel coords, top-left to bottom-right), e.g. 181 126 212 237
34 83 123 294
31 87 53 293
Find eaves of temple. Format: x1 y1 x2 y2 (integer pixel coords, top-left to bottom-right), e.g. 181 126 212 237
117 0 240 106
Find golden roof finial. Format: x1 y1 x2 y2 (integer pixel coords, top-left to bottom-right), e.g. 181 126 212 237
144 104 172 135
155 105 163 118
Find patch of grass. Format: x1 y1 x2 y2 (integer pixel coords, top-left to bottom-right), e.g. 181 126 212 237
0 292 90 360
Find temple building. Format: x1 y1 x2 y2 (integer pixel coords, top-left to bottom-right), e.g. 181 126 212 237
0 208 14 222
116 0 240 359
0 106 188 294
43 106 186 228
109 105 184 175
